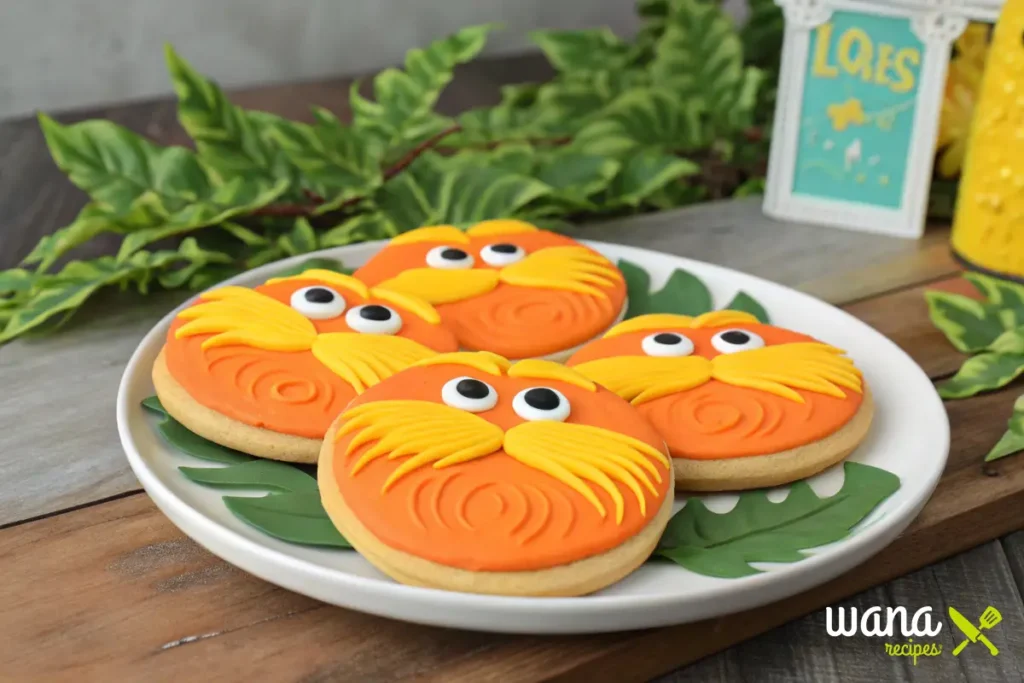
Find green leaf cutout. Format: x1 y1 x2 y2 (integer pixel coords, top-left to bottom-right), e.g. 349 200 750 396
620 259 712 317
725 291 771 323
656 462 901 578
938 353 1024 399
141 396 252 464
141 397 349 548
924 291 1008 353
224 494 350 548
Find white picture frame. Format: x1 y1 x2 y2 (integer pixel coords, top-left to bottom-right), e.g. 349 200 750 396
763 0 1002 239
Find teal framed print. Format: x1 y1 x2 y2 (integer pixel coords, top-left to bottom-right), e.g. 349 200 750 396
764 0 999 239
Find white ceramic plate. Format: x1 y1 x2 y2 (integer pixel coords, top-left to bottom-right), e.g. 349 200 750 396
116 240 949 634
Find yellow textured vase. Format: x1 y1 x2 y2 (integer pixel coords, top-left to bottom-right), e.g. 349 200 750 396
951 2 1024 279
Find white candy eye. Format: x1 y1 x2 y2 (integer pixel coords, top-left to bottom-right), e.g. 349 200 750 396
345 304 402 335
641 332 695 357
290 286 346 319
711 329 766 354
426 246 475 270
512 387 570 422
480 242 526 267
441 377 498 412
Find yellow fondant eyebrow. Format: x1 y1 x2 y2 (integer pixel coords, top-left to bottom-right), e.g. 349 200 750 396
465 219 539 237
390 225 470 246
508 359 597 391
264 269 370 298
603 314 694 338
602 310 762 338
368 287 441 325
410 351 512 376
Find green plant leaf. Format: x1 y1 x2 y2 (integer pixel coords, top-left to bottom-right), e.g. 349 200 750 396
320 212 399 247
989 328 1024 355
607 149 700 207
0 269 34 295
166 46 295 187
656 462 901 578
157 237 234 289
277 218 319 257
531 28 637 73
350 25 495 153
619 259 713 317
938 353 1024 399
985 393 1024 462
224 494 351 548
725 291 771 323
924 290 1008 353
965 272 1024 313
574 88 708 156
266 110 383 211
140 396 252 464
650 0 763 129
742 0 785 74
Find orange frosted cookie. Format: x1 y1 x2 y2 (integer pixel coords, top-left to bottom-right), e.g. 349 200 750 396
154 269 457 463
318 351 673 596
567 312 873 491
353 220 627 360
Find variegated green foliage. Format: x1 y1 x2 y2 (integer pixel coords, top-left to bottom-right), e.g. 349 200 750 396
2 1 777 344
927 273 1024 462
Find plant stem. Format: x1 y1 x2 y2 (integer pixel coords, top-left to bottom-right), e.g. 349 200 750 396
384 125 463 180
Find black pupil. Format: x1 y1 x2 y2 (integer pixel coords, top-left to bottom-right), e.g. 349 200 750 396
524 388 560 411
456 379 490 400
721 330 751 345
491 243 518 254
441 248 468 261
653 333 682 345
358 305 391 321
304 287 334 303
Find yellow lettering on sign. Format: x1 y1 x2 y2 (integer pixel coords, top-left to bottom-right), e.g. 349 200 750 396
813 24 840 78
811 23 920 94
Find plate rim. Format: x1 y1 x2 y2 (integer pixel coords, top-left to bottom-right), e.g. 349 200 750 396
116 238 950 634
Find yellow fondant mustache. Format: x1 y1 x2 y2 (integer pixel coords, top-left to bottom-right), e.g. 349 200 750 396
175 286 437 394
573 343 863 405
376 246 623 305
337 400 670 523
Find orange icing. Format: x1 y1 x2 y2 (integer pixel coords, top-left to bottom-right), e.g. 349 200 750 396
567 322 864 459
163 277 458 438
329 361 671 571
354 225 627 359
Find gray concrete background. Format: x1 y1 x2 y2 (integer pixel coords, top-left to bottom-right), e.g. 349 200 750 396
0 0 750 120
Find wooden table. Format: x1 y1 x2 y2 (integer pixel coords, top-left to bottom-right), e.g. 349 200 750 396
2 54 1023 682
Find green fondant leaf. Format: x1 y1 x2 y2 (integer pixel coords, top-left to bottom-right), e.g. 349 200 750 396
983 393 1024 462
224 494 351 548
619 259 712 317
180 460 318 493
964 273 1024 313
141 396 252 464
924 291 1007 354
656 462 901 578
725 291 770 324
988 328 1024 355
937 353 1024 399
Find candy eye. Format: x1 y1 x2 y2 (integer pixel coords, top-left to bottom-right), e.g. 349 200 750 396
479 242 526 267
711 329 765 354
290 286 346 319
512 387 570 422
426 246 474 270
641 332 695 357
345 304 402 335
441 377 498 412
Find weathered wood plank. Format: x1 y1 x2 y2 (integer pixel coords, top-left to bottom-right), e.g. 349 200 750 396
661 541 1024 683
0 384 1018 682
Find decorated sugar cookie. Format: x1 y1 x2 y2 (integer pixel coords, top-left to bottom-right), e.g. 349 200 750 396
153 270 457 463
567 312 873 491
318 351 673 596
353 220 627 360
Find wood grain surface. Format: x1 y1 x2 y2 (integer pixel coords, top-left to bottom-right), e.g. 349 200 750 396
2 53 1023 683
